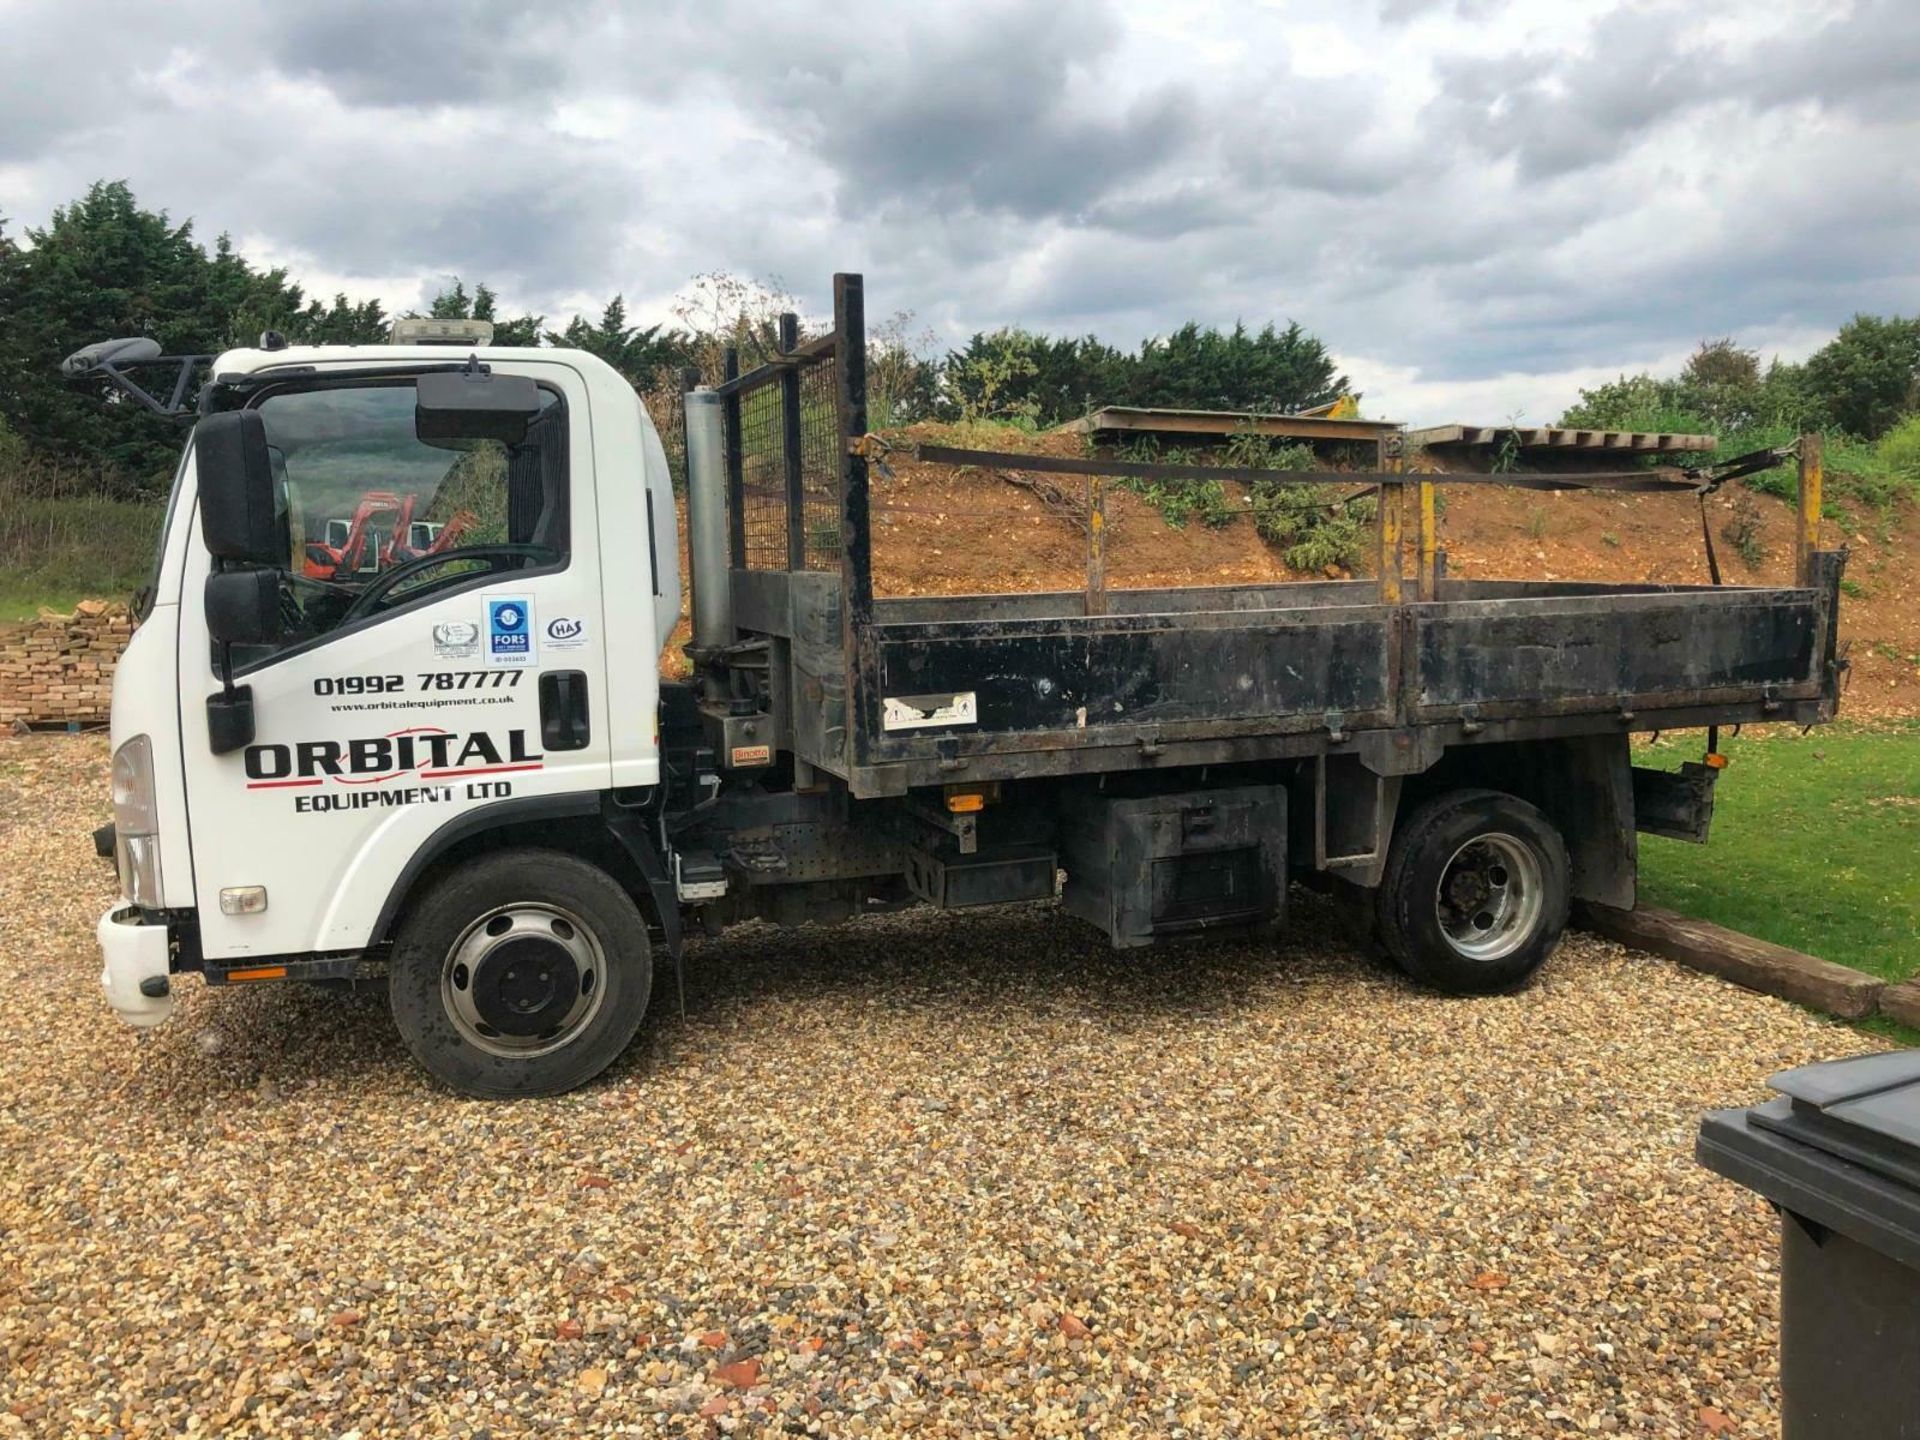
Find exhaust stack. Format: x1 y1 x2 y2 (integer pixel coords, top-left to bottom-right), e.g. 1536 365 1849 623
682 386 732 686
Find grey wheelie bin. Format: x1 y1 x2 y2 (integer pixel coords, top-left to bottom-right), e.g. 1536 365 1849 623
1697 1049 1920 1439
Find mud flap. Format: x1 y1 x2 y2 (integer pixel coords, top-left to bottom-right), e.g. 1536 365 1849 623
1631 762 1718 844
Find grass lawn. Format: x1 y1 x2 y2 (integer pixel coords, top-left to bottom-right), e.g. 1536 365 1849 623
1636 723 1920 984
0 491 161 622
0 583 117 623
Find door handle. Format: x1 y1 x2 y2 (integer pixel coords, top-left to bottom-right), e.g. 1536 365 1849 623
539 670 591 750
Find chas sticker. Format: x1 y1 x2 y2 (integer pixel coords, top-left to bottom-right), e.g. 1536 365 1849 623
545 615 587 651
487 598 536 667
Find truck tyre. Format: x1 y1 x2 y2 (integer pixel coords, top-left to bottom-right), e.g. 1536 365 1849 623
1376 789 1569 994
389 848 652 1097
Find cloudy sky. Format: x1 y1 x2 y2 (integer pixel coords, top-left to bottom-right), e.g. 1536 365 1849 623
3 0 1916 424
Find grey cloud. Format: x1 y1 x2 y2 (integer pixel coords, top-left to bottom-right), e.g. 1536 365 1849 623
1221 95 1424 198
0 11 191 165
1427 7 1704 180
254 0 593 107
1377 0 1501 23
2 0 1917 425
1431 0 1920 181
721 1 1202 223
1081 184 1259 240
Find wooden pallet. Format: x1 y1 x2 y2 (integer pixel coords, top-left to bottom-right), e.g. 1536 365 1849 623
1409 424 1717 454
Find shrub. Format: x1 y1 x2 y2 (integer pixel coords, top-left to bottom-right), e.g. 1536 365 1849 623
1113 440 1237 529
1721 489 1765 570
1232 435 1375 572
947 330 1043 433
1875 414 1920 482
1251 483 1376 571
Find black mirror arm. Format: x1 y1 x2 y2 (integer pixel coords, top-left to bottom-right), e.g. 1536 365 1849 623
73 354 213 423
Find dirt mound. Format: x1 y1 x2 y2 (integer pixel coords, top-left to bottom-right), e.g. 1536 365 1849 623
869 423 1293 595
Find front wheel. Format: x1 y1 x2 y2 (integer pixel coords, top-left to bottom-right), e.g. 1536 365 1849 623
389 848 652 1097
1376 789 1569 994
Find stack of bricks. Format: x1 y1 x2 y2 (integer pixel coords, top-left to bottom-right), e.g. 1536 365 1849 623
0 601 133 729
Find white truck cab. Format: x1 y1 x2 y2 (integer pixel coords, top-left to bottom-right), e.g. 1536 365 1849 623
97 338 680 1090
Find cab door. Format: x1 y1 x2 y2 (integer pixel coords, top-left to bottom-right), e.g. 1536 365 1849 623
178 362 610 962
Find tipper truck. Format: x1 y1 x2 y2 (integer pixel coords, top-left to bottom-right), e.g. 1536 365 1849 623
76 275 1846 1096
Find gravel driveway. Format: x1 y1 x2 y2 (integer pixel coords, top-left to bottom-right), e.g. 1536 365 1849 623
0 735 1876 1437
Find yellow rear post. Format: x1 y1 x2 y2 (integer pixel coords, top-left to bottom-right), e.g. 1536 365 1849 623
1377 436 1405 604
1796 433 1823 585
1416 478 1438 601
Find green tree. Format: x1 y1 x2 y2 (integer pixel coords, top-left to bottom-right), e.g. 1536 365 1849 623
1560 350 1816 437
866 309 940 427
0 181 308 484
1677 338 1766 430
546 295 693 384
1132 320 1347 415
422 278 545 347
285 292 390 345
1559 372 1679 429
1033 334 1131 421
1801 314 1920 439
1681 337 1761 391
944 329 1043 428
940 330 1129 427
1755 358 1817 430
937 321 1348 429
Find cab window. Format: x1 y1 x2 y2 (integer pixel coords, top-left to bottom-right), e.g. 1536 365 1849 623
237 378 567 659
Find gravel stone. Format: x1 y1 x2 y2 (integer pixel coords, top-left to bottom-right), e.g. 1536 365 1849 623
0 734 1874 1436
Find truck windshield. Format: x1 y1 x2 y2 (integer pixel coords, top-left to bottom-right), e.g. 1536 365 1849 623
245 377 567 651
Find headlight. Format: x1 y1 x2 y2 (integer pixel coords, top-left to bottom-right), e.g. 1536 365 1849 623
111 735 163 908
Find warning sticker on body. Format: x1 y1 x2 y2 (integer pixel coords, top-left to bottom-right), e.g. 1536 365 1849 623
881 691 978 731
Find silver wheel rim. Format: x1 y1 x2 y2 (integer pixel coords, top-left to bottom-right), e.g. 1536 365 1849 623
440 903 607 1059
1434 832 1544 962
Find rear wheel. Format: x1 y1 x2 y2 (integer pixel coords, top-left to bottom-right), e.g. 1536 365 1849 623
1377 789 1569 994
389 848 652 1097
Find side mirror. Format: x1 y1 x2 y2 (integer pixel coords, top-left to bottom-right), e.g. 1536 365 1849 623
196 410 283 565
416 369 542 445
61 336 163 378
204 570 276 755
205 569 280 646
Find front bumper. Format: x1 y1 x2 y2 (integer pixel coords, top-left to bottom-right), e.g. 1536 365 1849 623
97 904 174 1028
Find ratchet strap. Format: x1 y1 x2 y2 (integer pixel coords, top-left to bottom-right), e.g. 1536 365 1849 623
1697 495 1724 586
1676 446 1792 765
911 443 1714 493
1679 444 1796 595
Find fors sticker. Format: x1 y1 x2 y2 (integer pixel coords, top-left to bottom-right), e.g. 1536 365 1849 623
487 598 536 666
